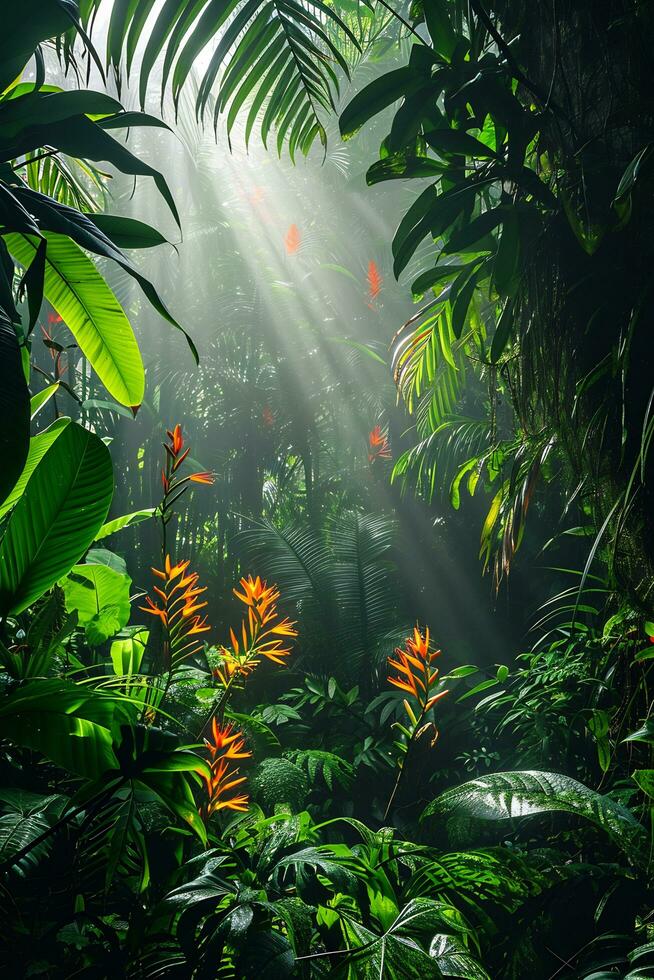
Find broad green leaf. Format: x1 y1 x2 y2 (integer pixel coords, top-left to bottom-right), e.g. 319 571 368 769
490 301 514 363
0 421 113 615
94 508 156 541
0 417 70 520
30 382 59 419
0 7 71 93
0 679 132 778
5 231 144 408
426 129 497 158
633 769 654 800
429 934 490 979
421 771 648 867
110 630 148 677
423 0 458 59
340 68 423 139
0 313 30 506
623 721 654 744
87 213 168 249
62 563 131 646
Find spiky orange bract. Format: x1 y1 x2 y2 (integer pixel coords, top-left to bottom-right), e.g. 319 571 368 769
201 719 252 816
160 423 214 499
213 575 297 687
388 626 448 716
285 223 301 254
140 556 210 670
367 259 383 302
368 425 391 463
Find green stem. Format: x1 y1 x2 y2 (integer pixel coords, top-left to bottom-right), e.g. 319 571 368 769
383 706 427 820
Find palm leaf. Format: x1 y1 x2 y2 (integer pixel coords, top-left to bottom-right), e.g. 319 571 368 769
88 0 362 156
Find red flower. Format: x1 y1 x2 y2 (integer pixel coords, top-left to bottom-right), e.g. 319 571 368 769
368 425 391 463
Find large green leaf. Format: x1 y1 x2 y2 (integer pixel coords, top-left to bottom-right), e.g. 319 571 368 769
421 771 648 867
0 3 73 92
429 935 489 980
88 213 168 248
0 416 70 520
62 562 131 645
0 679 133 778
0 421 113 615
340 67 424 140
341 898 472 979
0 312 30 506
5 231 145 408
30 382 59 419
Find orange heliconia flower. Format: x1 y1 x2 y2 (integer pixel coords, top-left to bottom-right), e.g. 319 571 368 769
205 718 252 760
167 424 184 456
47 311 63 323
202 720 252 816
140 556 210 669
212 575 297 688
285 223 301 254
367 260 383 305
368 425 391 463
160 424 213 505
262 405 275 429
388 626 448 714
234 575 297 662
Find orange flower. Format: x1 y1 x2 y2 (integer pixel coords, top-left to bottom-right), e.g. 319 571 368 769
285 223 301 254
367 259 383 304
210 575 298 684
166 424 183 455
368 425 391 463
140 556 211 671
205 719 252 760
388 626 448 714
161 424 212 500
202 720 252 816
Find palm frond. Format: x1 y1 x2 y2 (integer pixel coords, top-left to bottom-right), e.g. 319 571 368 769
88 0 368 156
